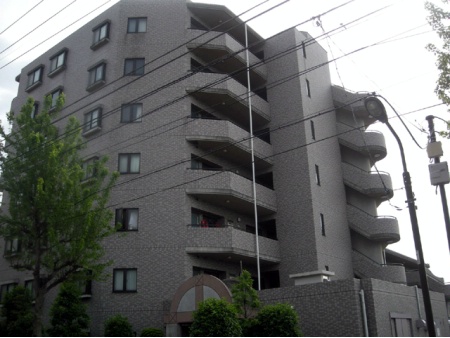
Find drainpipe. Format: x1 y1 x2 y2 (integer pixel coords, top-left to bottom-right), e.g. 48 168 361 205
360 289 369 337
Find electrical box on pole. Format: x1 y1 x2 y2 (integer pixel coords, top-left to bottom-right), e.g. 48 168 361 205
427 141 443 158
429 162 450 185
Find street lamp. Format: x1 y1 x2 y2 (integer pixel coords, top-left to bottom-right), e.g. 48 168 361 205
364 96 436 337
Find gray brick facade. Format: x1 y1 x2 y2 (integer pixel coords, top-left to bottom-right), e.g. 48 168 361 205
0 0 448 336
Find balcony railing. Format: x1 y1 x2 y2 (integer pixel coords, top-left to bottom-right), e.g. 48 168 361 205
186 118 273 170
342 162 393 200
185 169 276 216
185 225 280 264
347 204 400 243
352 250 406 284
337 123 387 162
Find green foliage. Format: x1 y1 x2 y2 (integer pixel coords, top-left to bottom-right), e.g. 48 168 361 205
231 270 260 318
254 303 302 337
140 327 164 336
190 298 242 337
104 315 133 337
0 286 34 337
47 282 90 336
427 1 450 127
0 95 118 335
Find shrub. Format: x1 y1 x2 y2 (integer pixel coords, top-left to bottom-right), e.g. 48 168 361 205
255 303 302 337
48 282 90 336
1 286 34 337
104 315 133 337
190 298 242 337
140 327 164 336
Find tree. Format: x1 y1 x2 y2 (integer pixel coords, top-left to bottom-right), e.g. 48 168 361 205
0 286 34 336
104 315 133 337
190 298 242 337
231 269 260 319
427 0 450 132
254 303 302 337
47 282 90 336
0 95 118 336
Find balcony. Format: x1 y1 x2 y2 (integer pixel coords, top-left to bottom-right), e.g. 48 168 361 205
332 86 375 127
342 162 393 200
186 119 273 170
185 170 276 216
187 30 267 88
353 250 406 284
337 123 387 162
347 204 400 243
185 226 280 265
186 72 270 130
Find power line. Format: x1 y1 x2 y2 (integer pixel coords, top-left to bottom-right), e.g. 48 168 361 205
0 0 45 36
0 1 77 55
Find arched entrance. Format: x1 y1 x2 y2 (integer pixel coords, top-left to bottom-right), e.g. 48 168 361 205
164 274 232 337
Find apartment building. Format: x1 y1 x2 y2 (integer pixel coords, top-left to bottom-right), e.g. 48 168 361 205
0 0 448 336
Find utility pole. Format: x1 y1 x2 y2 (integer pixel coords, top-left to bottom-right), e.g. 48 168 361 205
426 115 450 253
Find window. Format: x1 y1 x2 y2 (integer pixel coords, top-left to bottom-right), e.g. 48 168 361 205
92 20 110 49
124 58 145 76
320 213 325 236
31 102 39 119
113 269 137 292
82 157 98 180
315 164 320 186
4 238 21 256
310 120 315 140
49 49 67 75
83 107 102 133
50 88 63 109
121 103 142 122
88 62 106 89
115 208 139 231
0 283 17 302
127 17 146 33
306 79 311 98
26 66 43 90
302 41 307 58
118 153 140 174
24 280 35 299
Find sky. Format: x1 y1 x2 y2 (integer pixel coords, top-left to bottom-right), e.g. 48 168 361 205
0 0 449 283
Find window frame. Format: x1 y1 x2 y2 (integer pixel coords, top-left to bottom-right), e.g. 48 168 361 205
87 61 106 92
48 48 68 77
118 153 140 174
83 107 102 135
121 103 142 123
0 282 18 302
26 65 44 92
124 58 145 76
49 87 64 110
91 20 110 50
113 268 137 293
127 17 147 33
4 238 21 256
115 208 139 231
82 156 99 181
306 79 311 98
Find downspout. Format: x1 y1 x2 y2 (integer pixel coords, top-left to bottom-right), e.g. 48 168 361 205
415 285 423 319
360 289 369 337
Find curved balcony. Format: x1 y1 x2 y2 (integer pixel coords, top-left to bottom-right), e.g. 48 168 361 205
186 226 280 265
186 72 270 130
186 119 273 170
332 86 374 127
353 250 406 284
187 29 267 87
347 204 400 243
185 169 276 216
337 123 387 162
342 162 393 200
